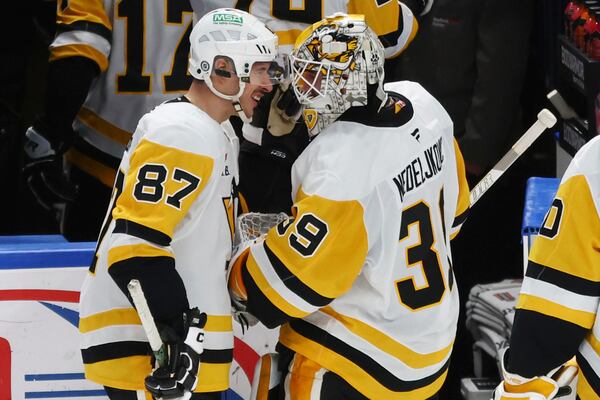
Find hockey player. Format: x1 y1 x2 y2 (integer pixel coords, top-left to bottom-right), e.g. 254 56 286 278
493 135 600 399
23 0 196 241
227 14 470 399
193 0 426 215
77 9 287 400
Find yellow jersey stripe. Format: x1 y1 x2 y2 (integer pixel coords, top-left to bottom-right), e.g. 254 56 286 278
50 44 109 72
320 307 453 369
79 308 141 333
77 107 132 145
66 148 116 187
517 294 595 328
454 138 470 219
255 354 272 400
280 324 447 399
204 315 233 332
84 355 230 392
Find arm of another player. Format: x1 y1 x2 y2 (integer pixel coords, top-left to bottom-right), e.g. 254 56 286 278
228 189 369 328
23 0 111 209
347 0 419 59
496 157 600 397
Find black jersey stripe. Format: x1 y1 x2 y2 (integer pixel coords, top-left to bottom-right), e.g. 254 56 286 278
288 319 450 391
243 264 293 329
338 91 414 128
109 255 175 271
82 341 151 363
526 261 600 296
263 242 333 307
577 351 600 396
202 349 233 364
452 209 469 228
73 136 122 171
57 21 112 43
377 8 405 51
114 219 172 247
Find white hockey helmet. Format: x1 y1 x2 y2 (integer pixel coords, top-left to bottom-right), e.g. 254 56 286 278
290 14 386 136
188 8 289 122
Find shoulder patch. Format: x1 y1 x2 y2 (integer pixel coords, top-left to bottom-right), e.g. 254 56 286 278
338 90 414 128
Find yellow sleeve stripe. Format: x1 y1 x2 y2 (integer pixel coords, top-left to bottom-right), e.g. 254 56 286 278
66 147 116 187
246 253 309 319
77 107 132 145
204 315 233 332
79 308 141 333
49 44 109 72
453 138 470 218
320 307 453 369
279 324 447 400
576 368 598 400
517 294 596 328
108 243 173 268
586 331 600 357
57 0 111 31
347 0 399 36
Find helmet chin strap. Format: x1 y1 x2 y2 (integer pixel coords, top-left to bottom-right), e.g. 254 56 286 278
204 76 252 122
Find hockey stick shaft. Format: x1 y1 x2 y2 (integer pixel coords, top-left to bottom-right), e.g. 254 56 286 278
127 279 167 367
469 109 557 206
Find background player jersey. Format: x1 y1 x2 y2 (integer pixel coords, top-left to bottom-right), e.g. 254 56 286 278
510 135 600 399
50 0 194 186
78 99 238 391
193 0 417 57
241 81 470 399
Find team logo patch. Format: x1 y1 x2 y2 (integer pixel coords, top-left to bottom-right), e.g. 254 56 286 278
213 13 243 25
303 109 318 130
394 99 406 114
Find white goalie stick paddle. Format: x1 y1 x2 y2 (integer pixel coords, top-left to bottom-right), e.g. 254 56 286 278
469 109 557 206
127 279 167 367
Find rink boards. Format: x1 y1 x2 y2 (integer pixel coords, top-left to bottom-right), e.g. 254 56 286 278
0 236 277 400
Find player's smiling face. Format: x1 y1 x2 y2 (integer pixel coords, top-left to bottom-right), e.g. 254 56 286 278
239 61 274 119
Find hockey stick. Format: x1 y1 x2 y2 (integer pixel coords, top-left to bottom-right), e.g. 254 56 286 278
469 109 557 206
127 279 167 367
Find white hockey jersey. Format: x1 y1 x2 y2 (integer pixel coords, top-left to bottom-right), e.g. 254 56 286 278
193 0 417 57
79 98 238 392
509 135 600 399
51 0 194 186
239 81 470 399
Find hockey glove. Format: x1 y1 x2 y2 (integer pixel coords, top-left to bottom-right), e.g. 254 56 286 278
23 121 78 211
244 83 303 145
145 308 207 400
493 350 578 400
228 239 262 333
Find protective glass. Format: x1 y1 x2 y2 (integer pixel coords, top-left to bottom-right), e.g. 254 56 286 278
241 54 291 87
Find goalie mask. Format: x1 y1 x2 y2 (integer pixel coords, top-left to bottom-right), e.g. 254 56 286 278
188 8 289 122
290 14 386 136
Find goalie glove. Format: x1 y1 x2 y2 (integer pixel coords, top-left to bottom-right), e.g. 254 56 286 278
145 308 207 400
493 350 578 400
23 120 78 211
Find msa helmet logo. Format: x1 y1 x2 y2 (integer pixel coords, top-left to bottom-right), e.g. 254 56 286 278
213 13 243 25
